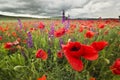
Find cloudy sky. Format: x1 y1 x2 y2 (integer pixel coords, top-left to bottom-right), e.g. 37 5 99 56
0 0 120 18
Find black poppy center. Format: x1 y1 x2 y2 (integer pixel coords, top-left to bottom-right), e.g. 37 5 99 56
71 46 80 51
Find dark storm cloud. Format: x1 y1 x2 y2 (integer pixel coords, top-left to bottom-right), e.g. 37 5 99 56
0 0 120 18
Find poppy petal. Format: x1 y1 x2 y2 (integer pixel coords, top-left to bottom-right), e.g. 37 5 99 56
110 58 120 75
91 41 108 51
41 52 48 60
65 54 83 71
82 45 98 60
37 75 46 80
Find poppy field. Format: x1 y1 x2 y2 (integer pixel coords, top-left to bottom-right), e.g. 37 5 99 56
0 19 120 80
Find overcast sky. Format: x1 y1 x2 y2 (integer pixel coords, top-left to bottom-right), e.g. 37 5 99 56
0 0 120 18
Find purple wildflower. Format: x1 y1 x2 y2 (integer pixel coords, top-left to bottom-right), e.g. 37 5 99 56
59 38 64 49
48 23 55 38
18 18 23 29
27 31 33 48
64 21 69 31
64 14 70 31
47 48 51 55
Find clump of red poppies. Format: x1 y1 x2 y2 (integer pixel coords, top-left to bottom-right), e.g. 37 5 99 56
62 41 108 71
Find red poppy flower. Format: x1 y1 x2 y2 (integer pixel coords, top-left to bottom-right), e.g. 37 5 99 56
38 22 45 29
54 28 65 37
62 42 98 71
0 26 3 31
110 58 120 75
85 31 94 38
70 24 76 29
30 28 35 32
98 24 105 29
91 41 108 51
37 75 46 80
89 77 96 80
79 27 84 32
4 42 13 49
36 49 48 60
57 50 63 58
12 32 17 37
17 38 21 42
0 36 2 40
